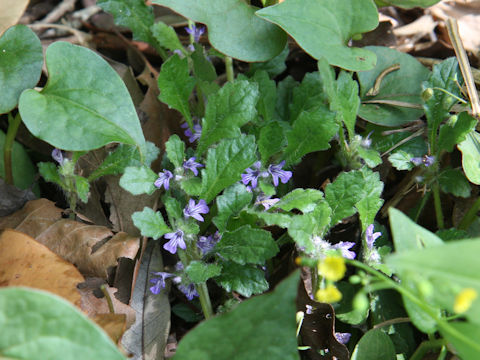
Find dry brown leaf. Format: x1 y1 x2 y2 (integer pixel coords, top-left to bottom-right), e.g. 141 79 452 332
0 229 84 306
92 313 127 344
0 199 140 278
0 0 29 36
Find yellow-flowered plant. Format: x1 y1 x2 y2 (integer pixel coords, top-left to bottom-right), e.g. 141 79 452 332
315 284 342 303
317 256 346 281
454 288 478 314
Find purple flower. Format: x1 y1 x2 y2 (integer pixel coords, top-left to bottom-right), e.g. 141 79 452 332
197 231 221 255
361 131 373 148
335 332 351 344
365 224 381 249
52 148 64 165
178 283 199 300
411 155 435 167
163 229 186 254
154 170 173 190
183 157 203 176
241 161 268 189
305 304 313 315
268 161 292 187
181 122 202 143
332 241 356 260
185 25 205 43
184 199 209 222
255 194 280 210
149 272 174 294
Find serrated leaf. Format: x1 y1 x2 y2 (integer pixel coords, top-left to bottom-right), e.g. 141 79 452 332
19 42 145 152
197 81 259 155
289 72 326 122
388 150 415 171
459 131 480 185
38 162 63 187
256 0 378 71
439 168 471 198
252 70 277 122
0 25 42 114
357 146 382 168
258 121 287 163
132 207 171 239
186 261 222 283
287 213 316 253
200 135 257 203
216 225 278 265
165 134 185 168
248 210 293 228
191 43 217 82
163 195 183 223
438 112 476 153
157 54 195 127
213 183 253 232
119 166 157 195
180 177 202 196
151 21 183 52
216 262 268 297
356 195 384 231
249 45 289 78
74 175 90 203
276 76 298 121
275 188 324 213
152 0 287 62
351 329 396 360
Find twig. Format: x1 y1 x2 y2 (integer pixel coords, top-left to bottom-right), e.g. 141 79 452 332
28 23 91 46
40 0 77 24
100 285 115 314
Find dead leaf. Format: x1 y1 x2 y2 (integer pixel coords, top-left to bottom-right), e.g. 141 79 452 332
0 178 36 217
0 0 29 36
0 229 84 306
93 313 127 343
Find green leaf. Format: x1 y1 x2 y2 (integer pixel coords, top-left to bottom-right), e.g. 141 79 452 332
351 329 396 360
439 168 471 198
252 70 277 122
356 195 384 232
274 188 324 213
275 76 298 121
0 25 42 114
358 46 430 126
249 45 289 78
289 72 326 121
175 271 299 359
256 0 378 71
132 207 171 239
375 0 441 9
325 167 383 226
357 146 382 168
197 81 259 155
163 195 183 223
191 43 217 83
440 322 480 360
283 107 338 165
388 150 415 171
248 210 293 228
119 166 157 195
200 135 257 203
97 0 155 46
258 121 287 163
287 213 316 253
74 175 90 203
151 21 183 52
186 261 222 283
216 225 278 265
213 183 253 232
180 177 202 196
459 131 480 185
19 42 145 152
0 287 126 359
152 0 287 62
165 134 185 168
216 261 269 297
157 54 195 127
438 112 477 153
38 162 63 187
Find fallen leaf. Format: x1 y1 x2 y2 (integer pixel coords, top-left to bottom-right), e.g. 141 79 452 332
93 313 127 344
0 0 29 36
0 229 84 306
0 178 36 217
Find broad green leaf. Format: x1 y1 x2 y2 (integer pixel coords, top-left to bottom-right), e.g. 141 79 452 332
388 150 415 171
19 42 145 152
251 70 277 122
197 81 259 155
200 135 257 203
119 166 157 195
283 108 338 165
216 261 269 297
440 322 480 360
248 210 293 228
152 0 287 62
439 168 471 198
258 121 287 163
191 43 217 83
274 188 324 213
151 21 183 52
0 25 42 114
351 329 396 360
358 46 430 126
459 131 480 185
375 0 441 9
436 228 468 242
369 126 427 156
357 146 382 168
74 175 90 203
275 76 298 121
132 207 171 239
249 45 289 78
335 282 369 325
289 72 326 122
157 54 195 127
0 287 126 359
163 195 183 223
186 261 222 283
213 183 253 232
287 213 317 253
97 0 156 46
175 271 300 359
356 195 384 232
38 162 63 188
165 135 185 168
256 0 378 71
216 225 279 265
438 112 477 153
180 177 202 196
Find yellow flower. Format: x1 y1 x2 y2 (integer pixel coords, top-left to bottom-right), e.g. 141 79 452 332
454 288 478 314
318 256 346 281
315 284 342 303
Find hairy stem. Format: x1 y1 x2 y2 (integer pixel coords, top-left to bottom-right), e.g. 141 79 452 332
432 183 444 229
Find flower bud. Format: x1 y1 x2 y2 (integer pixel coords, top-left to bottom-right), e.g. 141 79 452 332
422 88 434 101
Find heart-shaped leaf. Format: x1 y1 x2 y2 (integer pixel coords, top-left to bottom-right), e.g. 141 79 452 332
0 25 43 114
256 0 378 71
152 0 287 62
19 42 145 152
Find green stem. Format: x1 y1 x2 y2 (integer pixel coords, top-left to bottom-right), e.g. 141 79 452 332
197 282 214 319
458 195 480 230
3 112 22 185
225 56 234 82
410 339 448 360
432 183 444 229
413 191 431 222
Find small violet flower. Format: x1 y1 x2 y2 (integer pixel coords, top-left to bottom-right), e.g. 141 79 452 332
255 193 280 210
365 224 381 250
185 25 205 43
181 122 202 143
154 170 173 190
268 161 292 187
149 272 174 295
241 161 268 189
184 198 209 222
163 229 186 254
411 155 435 167
178 283 199 300
361 131 373 148
197 231 221 255
183 157 203 176
313 237 356 260
52 148 65 165
335 332 351 345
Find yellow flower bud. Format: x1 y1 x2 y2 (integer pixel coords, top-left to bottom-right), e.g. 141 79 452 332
454 288 478 314
315 284 342 303
318 256 346 281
